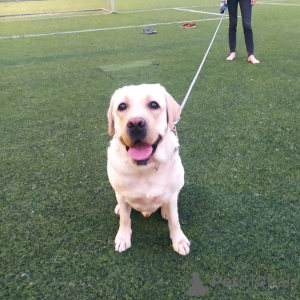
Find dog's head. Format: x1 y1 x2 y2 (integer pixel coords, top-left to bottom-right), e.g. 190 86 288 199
107 84 181 166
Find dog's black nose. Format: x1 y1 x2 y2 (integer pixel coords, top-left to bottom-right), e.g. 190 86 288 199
127 117 147 140
127 117 146 129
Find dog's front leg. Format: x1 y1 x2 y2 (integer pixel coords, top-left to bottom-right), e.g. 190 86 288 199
162 199 190 256
115 193 132 252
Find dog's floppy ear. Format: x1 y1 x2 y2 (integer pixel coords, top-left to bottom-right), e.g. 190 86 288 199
107 97 115 136
164 90 181 130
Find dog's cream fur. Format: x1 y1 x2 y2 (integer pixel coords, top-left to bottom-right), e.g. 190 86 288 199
107 84 190 255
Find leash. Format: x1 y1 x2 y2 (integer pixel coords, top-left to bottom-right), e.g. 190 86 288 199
175 7 227 124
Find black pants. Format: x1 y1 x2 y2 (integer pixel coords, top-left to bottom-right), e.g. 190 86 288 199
227 0 254 56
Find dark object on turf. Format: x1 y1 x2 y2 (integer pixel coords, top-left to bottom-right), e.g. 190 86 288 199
142 28 157 34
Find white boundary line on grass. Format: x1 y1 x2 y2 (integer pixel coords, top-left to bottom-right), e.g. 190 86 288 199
0 6 219 22
0 11 111 23
1 2 298 23
116 5 219 14
174 8 222 16
257 1 300 5
0 17 227 40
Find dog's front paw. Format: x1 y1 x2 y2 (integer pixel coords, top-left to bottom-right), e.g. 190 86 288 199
172 233 190 256
115 229 132 252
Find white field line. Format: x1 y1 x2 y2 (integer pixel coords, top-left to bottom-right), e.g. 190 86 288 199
0 17 227 40
174 8 223 16
0 8 176 23
0 5 219 22
257 0 289 2
0 11 111 23
0 8 110 18
257 1 300 5
116 5 219 14
257 0 285 2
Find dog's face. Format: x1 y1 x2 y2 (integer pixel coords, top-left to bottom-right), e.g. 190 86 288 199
107 84 181 165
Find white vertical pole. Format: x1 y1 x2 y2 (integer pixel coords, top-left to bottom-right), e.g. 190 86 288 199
111 0 115 12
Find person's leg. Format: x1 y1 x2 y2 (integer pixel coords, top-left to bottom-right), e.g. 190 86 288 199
239 0 253 55
227 0 239 60
239 0 259 63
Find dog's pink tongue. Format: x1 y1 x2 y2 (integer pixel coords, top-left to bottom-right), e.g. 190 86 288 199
127 144 152 160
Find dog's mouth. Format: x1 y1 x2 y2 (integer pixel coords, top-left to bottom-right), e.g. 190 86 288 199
125 136 161 166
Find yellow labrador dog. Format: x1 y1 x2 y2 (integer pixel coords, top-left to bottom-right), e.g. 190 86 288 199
107 84 190 255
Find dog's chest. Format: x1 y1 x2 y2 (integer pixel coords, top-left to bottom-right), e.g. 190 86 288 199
114 164 183 213
121 169 168 198
129 193 165 213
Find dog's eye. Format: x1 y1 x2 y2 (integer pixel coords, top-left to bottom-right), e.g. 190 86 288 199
118 103 127 111
149 101 160 109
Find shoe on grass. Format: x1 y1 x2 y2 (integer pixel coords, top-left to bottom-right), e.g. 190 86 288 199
185 23 196 28
180 23 190 28
142 28 157 34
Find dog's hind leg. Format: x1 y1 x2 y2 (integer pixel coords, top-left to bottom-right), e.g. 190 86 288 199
114 204 120 215
160 207 168 220
142 212 152 217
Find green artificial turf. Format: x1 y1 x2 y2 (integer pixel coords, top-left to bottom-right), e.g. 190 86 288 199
0 0 299 299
